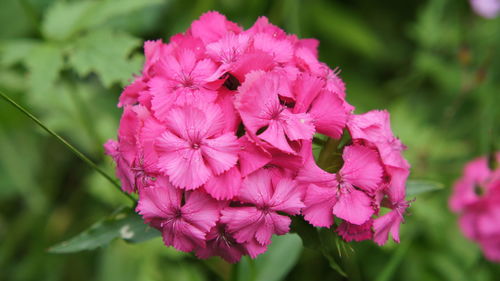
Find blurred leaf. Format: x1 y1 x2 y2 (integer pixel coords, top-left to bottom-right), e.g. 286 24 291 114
406 180 444 197
79 0 164 31
25 43 63 98
41 0 95 41
238 234 302 281
375 234 413 281
49 207 160 253
41 0 164 41
69 29 142 87
310 1 383 59
0 39 39 67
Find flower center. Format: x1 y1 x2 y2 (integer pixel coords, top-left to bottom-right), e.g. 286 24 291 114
174 208 183 219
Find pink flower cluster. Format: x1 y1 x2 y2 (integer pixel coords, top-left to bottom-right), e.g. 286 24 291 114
450 153 500 262
105 12 410 263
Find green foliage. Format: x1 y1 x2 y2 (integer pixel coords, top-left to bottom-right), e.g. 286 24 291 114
49 208 160 253
237 234 303 281
1 0 500 280
406 180 444 197
68 29 142 87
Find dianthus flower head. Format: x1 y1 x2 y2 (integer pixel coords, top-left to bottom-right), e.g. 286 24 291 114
105 11 410 262
450 153 500 262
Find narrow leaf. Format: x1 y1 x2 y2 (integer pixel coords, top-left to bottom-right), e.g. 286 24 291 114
406 180 444 197
48 207 159 253
318 228 348 277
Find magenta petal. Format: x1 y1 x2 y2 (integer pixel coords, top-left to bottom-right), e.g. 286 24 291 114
204 166 242 200
189 11 242 44
309 91 348 139
156 146 212 189
373 209 403 245
104 140 136 193
195 225 246 263
150 77 177 120
255 213 290 245
238 169 273 205
293 73 324 113
333 188 374 225
136 178 181 220
341 145 383 192
182 191 220 233
258 120 295 153
302 184 337 227
280 110 315 141
238 136 272 177
162 219 207 252
201 133 239 175
221 206 264 243
336 220 373 242
269 177 304 214
244 238 268 259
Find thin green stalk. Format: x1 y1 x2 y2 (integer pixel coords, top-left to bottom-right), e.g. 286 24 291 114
0 89 136 204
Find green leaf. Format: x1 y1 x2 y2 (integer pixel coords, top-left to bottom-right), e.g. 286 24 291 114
48 207 160 254
68 29 142 87
41 0 164 41
317 228 348 277
238 234 302 281
310 2 383 59
78 0 164 31
290 216 321 250
25 43 64 100
374 234 414 281
41 0 95 41
0 39 40 67
406 180 444 197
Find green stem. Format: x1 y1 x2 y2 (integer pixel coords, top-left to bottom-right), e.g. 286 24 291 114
0 89 136 204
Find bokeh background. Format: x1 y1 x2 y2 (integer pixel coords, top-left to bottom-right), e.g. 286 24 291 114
0 0 499 280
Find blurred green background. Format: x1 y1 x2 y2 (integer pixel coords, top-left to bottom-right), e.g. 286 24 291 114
0 0 499 280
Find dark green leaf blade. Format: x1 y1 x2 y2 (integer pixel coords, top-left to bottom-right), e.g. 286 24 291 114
318 228 348 277
406 180 444 197
48 208 160 254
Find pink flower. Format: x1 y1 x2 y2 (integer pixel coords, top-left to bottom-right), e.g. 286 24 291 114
105 11 411 260
136 177 220 252
336 220 373 242
450 153 500 262
348 110 411 244
236 71 315 153
470 0 500 18
151 49 218 120
155 103 239 190
221 169 304 245
195 223 267 263
292 73 348 139
104 105 151 193
188 11 242 44
299 144 382 226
